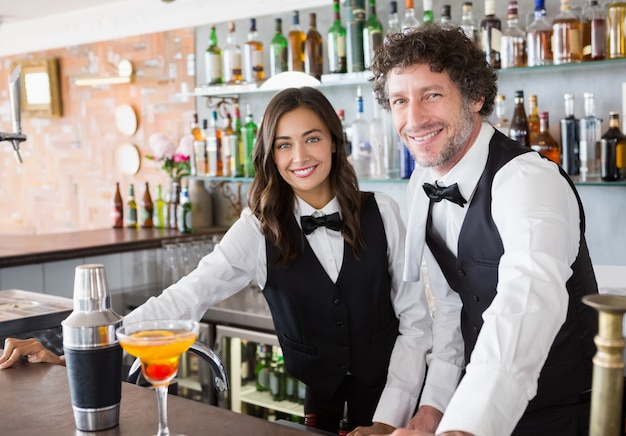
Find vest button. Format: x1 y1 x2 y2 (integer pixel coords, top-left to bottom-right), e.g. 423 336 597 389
473 326 479 333
341 343 348 349
473 294 479 302
336 321 344 328
333 298 341 305
458 269 466 277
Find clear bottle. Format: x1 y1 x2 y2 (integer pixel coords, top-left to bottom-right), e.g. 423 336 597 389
600 112 626 181
508 90 530 147
221 112 234 177
177 184 192 233
126 183 138 229
439 5 453 24
192 114 207 177
552 0 582 64
401 0 421 32
288 11 306 72
607 1 626 59
241 105 258 178
500 1 527 69
480 0 502 69
305 12 324 80
140 182 154 229
531 112 560 163
492 94 510 136
578 92 603 179
205 25 223 85
328 0 348 74
387 1 402 38
363 0 384 69
351 86 372 179
559 93 580 175
460 2 478 44
168 181 180 230
222 21 243 84
346 0 366 73
269 18 288 77
528 94 541 144
526 0 553 67
582 0 607 61
112 182 123 229
369 97 387 179
243 18 264 84
422 0 434 24
153 184 167 229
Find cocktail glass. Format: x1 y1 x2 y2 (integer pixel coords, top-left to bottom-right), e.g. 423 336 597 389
116 319 199 436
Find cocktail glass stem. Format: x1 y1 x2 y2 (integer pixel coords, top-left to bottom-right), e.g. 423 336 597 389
155 385 171 436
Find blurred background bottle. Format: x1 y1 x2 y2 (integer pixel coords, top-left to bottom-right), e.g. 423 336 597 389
500 0 527 69
601 112 626 180
369 97 387 179
193 115 208 177
205 25 223 85
387 1 402 38
439 4 453 24
153 184 167 229
112 182 123 229
177 184 192 233
288 10 306 72
552 0 582 64
222 21 243 84
607 0 626 59
243 18 265 84
231 104 244 177
461 2 478 43
168 181 180 230
305 12 324 80
401 0 420 32
579 92 603 179
351 86 372 178
581 0 607 61
269 18 288 77
363 0 384 70
526 0 553 66
508 90 530 147
328 0 347 74
528 94 541 144
206 111 221 177
126 183 138 228
559 93 580 175
531 111 560 163
140 182 154 229
346 0 366 73
492 94 510 136
422 0 434 24
480 0 502 68
242 105 258 178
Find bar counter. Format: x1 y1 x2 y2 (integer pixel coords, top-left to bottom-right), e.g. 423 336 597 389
0 356 310 435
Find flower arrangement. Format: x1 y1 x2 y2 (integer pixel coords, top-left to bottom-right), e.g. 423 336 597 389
147 133 193 179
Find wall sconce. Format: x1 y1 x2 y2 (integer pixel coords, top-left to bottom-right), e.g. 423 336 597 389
74 60 134 87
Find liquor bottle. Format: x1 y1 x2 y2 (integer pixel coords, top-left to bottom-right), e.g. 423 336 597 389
383 111 400 179
582 0 607 61
492 94 510 136
243 18 265 84
192 113 207 177
401 0 420 32
601 112 626 181
552 0 582 65
387 1 402 38
422 0 434 24
112 182 124 229
531 112 560 163
526 0 553 67
206 111 221 177
168 181 180 230
255 344 271 392
508 90 530 148
222 21 243 84
346 0 366 73
305 13 324 80
351 86 372 178
460 2 478 44
269 18 288 77
337 108 352 156
126 183 138 229
400 139 415 178
221 112 234 177
153 184 167 229
560 93 580 175
205 25 223 85
607 1 626 59
338 401 351 436
528 94 541 144
287 11 306 72
480 0 502 69
269 356 286 402
500 1 526 69
363 0 384 69
140 182 154 228
328 0 348 74
176 184 192 233
439 5 453 24
231 104 244 177
241 105 258 178
578 92 602 179
369 98 387 179
188 113 201 177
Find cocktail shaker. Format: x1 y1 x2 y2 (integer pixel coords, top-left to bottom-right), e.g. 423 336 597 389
62 264 123 431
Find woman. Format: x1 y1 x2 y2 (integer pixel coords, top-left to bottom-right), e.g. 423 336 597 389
1 87 433 436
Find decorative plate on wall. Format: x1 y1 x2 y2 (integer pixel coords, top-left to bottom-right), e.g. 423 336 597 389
115 104 138 136
115 143 141 175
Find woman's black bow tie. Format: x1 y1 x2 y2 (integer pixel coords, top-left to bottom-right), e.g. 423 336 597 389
422 182 467 207
300 212 342 235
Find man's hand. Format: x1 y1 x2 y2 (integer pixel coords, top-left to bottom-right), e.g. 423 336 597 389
0 338 65 369
408 405 443 433
348 421 395 436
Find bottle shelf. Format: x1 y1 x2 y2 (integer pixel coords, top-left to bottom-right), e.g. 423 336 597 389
239 384 304 417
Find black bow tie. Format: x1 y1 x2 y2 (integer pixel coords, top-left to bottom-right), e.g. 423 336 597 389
422 182 467 207
300 212 342 235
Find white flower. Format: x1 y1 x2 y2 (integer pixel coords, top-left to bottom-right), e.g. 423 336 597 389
148 133 176 161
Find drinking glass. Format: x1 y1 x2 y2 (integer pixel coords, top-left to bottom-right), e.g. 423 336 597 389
117 319 199 436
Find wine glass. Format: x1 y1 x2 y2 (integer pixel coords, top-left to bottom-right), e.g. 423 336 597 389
116 319 199 436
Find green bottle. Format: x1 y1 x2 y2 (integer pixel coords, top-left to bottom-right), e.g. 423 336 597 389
345 0 365 73
125 184 138 228
269 18 288 76
328 0 347 74
241 105 258 178
176 185 192 233
423 0 434 24
153 184 167 229
205 25 223 85
363 0 383 69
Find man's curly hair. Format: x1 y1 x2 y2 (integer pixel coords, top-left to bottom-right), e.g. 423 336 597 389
370 24 498 117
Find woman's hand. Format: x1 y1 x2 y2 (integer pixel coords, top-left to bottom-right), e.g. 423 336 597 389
0 338 65 368
348 421 395 435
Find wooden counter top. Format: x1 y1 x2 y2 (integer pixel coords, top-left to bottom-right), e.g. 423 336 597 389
0 227 228 268
0 356 310 435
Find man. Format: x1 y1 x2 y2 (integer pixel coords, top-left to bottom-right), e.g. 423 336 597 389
369 25 598 436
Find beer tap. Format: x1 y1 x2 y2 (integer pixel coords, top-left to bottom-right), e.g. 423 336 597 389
0 65 27 163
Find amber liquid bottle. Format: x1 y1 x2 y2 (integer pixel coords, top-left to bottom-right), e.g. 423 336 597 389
112 182 124 229
552 0 582 64
581 0 607 61
222 21 243 84
526 0 553 66
560 93 580 175
607 1 626 59
601 112 626 180
304 13 324 80
140 182 154 228
531 112 560 163
287 11 306 72
480 0 502 69
243 18 265 84
508 90 530 148
528 94 541 144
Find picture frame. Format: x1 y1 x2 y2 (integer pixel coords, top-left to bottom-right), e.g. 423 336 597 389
12 58 63 118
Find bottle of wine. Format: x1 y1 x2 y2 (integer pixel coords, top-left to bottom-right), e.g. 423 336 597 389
241 105 258 178
531 112 560 164
168 181 180 230
269 18 288 77
528 94 540 144
363 0 384 69
287 11 306 72
582 0 607 61
222 21 243 84
336 108 352 156
508 90 530 147
387 1 402 38
439 5 453 24
140 182 154 229
607 1 626 59
177 184 192 233
401 0 420 32
232 104 244 177
243 18 264 84
351 86 372 178
526 0 553 67
206 111 220 177
153 184 167 229
328 0 347 74
221 112 234 177
346 0 366 73
369 97 387 179
500 0 527 69
126 183 138 229
480 0 502 68
422 0 434 24
460 2 478 44
192 113 207 177
552 0 582 64
492 94 510 136
559 93 580 175
112 182 124 229
601 112 626 181
205 25 223 85
578 92 602 179
305 12 324 80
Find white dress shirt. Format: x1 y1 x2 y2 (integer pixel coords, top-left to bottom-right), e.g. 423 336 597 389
404 123 581 436
126 192 433 428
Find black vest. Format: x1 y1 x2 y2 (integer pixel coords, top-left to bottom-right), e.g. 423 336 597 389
426 131 598 411
264 193 399 397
